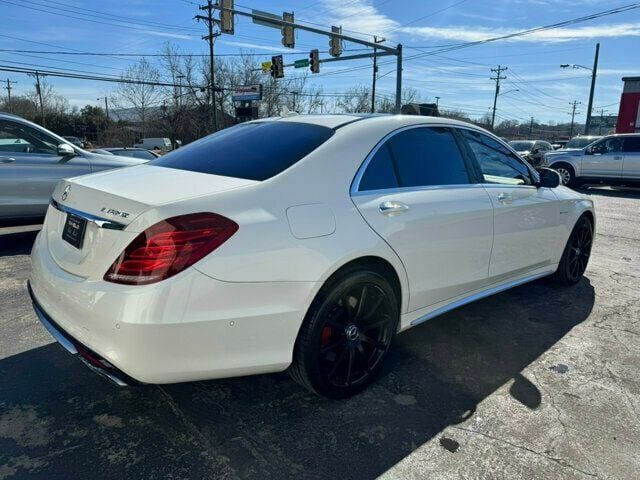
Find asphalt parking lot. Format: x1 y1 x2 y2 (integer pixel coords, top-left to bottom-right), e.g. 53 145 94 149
1 186 639 480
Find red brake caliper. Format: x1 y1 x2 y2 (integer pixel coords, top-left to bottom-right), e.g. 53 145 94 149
321 326 333 347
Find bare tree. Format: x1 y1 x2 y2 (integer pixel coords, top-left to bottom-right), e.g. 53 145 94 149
113 58 164 137
336 85 371 113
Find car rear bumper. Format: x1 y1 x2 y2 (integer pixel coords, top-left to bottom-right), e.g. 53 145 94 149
28 282 137 386
29 231 319 384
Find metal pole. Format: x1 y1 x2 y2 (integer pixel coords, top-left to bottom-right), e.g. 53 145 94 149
584 42 599 135
490 65 507 130
599 108 604 135
395 43 402 114
104 97 109 121
208 2 218 132
529 117 534 139
569 101 578 137
371 42 377 113
35 71 45 127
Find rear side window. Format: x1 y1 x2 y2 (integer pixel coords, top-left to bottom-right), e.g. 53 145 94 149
151 122 334 181
358 143 399 191
389 127 470 187
358 126 469 191
622 136 640 152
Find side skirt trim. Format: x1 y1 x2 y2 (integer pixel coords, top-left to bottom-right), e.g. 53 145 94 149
410 270 552 327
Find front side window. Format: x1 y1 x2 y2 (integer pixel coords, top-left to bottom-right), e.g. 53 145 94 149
590 137 623 154
357 126 470 192
151 122 334 181
460 129 532 185
0 120 58 155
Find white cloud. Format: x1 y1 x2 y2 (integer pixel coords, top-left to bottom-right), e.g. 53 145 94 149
401 22 640 43
140 30 193 40
322 0 398 37
220 40 304 53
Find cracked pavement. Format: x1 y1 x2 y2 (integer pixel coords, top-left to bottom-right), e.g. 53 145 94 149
1 186 639 479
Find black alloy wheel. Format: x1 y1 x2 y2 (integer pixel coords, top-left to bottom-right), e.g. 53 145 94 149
289 269 399 398
555 216 593 285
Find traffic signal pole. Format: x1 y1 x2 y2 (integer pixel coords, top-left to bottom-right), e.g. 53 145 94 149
215 5 403 113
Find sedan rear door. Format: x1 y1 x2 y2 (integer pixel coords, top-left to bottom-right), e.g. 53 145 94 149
0 119 90 219
621 136 640 179
351 126 494 312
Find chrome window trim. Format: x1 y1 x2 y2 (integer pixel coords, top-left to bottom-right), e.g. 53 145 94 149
351 183 487 197
350 123 478 195
50 199 126 230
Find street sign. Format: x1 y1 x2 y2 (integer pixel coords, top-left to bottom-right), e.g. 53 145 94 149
294 59 309 68
261 61 272 72
252 9 281 29
232 84 263 102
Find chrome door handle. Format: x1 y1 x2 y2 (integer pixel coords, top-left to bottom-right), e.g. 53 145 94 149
0 156 16 163
379 201 409 215
497 193 513 204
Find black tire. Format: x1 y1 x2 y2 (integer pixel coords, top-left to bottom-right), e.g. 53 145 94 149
289 267 399 399
553 163 579 188
554 216 593 285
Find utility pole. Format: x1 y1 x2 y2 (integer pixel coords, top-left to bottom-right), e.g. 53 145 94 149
569 100 581 137
3 78 17 113
528 117 534 139
435 96 440 108
196 0 220 132
371 36 385 113
97 97 109 121
291 91 298 112
30 71 46 127
584 43 599 135
490 65 507 129
598 108 606 135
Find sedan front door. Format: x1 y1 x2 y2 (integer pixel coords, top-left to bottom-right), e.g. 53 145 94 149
351 126 494 312
457 128 561 280
581 137 624 178
0 119 91 219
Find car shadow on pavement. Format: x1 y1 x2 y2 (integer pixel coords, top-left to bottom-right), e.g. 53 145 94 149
579 186 640 199
0 230 39 257
0 275 594 479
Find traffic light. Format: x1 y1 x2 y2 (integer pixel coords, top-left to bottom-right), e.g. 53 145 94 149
270 55 284 78
281 11 294 48
329 26 342 57
309 49 320 74
220 0 234 34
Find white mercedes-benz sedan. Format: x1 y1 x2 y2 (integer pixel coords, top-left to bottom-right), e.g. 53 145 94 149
29 114 595 398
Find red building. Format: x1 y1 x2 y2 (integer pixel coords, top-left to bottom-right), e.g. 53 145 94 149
617 76 640 133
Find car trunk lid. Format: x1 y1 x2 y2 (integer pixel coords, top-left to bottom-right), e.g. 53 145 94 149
45 165 256 279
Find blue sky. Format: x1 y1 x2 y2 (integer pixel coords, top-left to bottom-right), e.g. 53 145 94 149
1 0 639 124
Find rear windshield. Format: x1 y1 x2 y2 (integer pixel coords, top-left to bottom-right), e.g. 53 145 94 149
151 121 334 181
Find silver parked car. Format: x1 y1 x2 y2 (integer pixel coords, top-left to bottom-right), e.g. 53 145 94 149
509 140 554 169
0 113 146 221
545 134 640 187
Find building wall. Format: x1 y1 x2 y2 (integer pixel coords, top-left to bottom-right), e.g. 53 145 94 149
617 77 640 133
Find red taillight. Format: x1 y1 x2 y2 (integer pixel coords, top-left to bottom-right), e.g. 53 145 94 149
104 212 238 285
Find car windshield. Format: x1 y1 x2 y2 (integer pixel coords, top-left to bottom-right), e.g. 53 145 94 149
150 121 334 181
566 137 600 149
509 141 535 152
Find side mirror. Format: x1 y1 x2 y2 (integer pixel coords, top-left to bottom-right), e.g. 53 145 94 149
58 143 76 157
538 168 561 188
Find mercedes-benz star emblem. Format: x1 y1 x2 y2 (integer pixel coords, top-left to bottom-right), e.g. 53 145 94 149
345 324 359 341
61 185 71 201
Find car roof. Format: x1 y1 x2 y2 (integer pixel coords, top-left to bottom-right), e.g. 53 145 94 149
266 113 488 131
